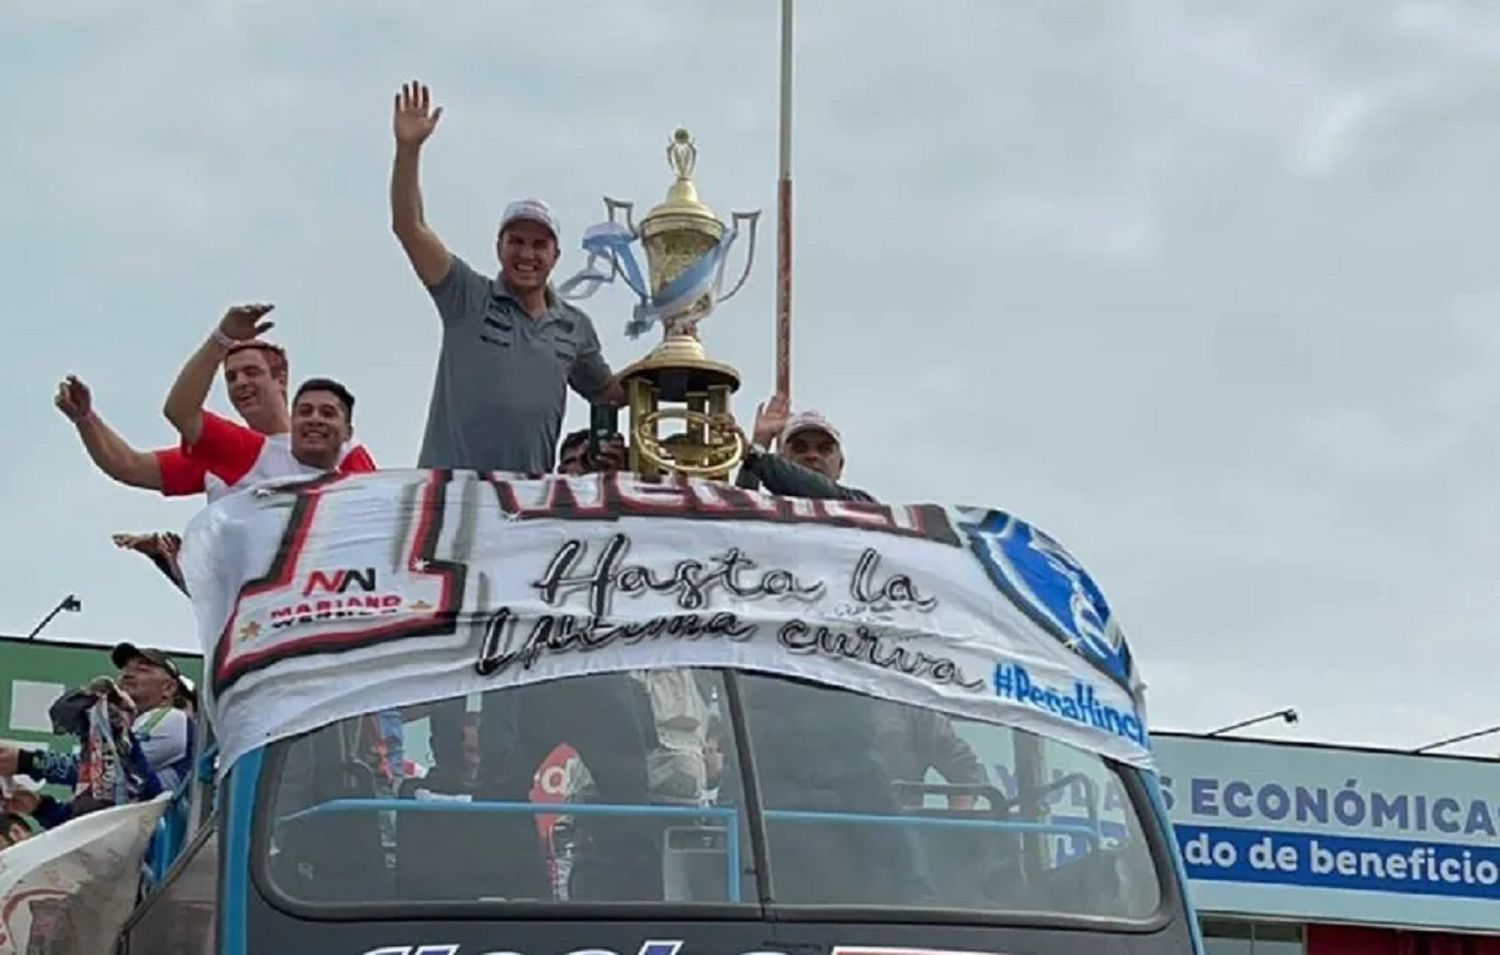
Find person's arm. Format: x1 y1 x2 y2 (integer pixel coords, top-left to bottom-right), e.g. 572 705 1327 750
391 81 452 288
152 448 210 497
180 412 268 487
55 376 168 490
741 450 875 502
735 466 763 492
731 394 787 493
163 304 274 445
113 533 189 596
918 712 986 809
125 736 166 799
13 749 80 787
567 314 623 405
726 396 872 501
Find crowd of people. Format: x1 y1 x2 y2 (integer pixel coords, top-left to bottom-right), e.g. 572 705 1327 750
0 644 195 849
56 80 870 589
4 80 890 859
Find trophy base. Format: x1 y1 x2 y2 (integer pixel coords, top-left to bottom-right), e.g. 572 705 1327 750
618 332 741 402
622 332 742 478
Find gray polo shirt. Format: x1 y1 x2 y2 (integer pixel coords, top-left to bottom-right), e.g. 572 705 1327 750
418 254 613 473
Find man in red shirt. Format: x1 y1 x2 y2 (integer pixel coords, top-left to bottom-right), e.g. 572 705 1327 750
163 304 376 484
56 336 292 500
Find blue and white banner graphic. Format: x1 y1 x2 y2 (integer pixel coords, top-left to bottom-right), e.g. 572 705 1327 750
957 509 1134 690
556 221 739 338
180 470 1150 778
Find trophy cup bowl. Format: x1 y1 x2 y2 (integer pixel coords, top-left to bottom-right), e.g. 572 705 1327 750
618 128 757 479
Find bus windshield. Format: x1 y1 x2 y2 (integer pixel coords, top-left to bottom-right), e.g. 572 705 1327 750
256 667 1165 921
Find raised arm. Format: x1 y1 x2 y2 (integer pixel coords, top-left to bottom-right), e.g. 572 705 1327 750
732 395 788 492
391 80 452 287
114 532 189 596
742 450 875 502
720 404 876 502
55 376 163 490
164 304 274 445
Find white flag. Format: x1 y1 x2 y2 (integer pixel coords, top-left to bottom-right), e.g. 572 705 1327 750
0 797 168 954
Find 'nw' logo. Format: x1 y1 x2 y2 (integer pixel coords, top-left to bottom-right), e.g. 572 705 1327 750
302 567 378 597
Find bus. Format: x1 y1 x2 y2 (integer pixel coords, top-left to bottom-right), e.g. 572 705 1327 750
110 467 1203 954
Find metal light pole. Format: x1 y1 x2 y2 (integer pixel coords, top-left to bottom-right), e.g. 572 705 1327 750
1205 707 1298 737
775 0 794 400
25 593 82 641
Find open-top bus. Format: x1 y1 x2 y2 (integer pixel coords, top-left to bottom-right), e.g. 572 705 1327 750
105 468 1202 954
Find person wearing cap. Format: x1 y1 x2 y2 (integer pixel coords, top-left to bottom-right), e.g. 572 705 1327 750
109 643 195 792
0 643 194 794
729 394 874 502
389 80 622 475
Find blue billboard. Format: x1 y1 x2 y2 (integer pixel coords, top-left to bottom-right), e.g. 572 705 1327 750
1155 733 1500 932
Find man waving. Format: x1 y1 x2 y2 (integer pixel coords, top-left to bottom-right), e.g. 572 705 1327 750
162 304 376 485
388 80 621 475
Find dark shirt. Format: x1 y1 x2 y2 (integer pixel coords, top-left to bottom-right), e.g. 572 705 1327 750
734 449 874 501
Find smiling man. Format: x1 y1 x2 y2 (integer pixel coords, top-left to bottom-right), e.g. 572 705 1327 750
55 338 292 502
162 304 376 488
0 642 196 808
389 80 622 475
730 395 874 502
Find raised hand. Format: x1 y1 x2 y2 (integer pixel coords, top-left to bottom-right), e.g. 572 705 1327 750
394 81 443 145
594 435 628 473
218 303 275 342
710 412 750 454
54 375 93 422
752 393 790 449
112 531 181 559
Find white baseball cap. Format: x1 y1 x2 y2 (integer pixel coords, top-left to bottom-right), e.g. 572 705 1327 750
780 410 841 446
0 774 41 795
499 198 561 240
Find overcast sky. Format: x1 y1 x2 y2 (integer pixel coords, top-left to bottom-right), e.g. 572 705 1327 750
4 0 1500 754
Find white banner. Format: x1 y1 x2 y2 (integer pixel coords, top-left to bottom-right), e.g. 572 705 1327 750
180 470 1152 778
0 797 167 954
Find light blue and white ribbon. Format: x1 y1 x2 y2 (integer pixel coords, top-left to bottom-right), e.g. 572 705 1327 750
557 221 739 339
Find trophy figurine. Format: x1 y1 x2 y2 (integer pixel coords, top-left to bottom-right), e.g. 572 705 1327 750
581 129 760 478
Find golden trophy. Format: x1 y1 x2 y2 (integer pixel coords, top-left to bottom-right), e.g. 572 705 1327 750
596 129 760 478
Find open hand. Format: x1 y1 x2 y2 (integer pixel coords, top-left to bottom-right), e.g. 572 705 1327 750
596 375 628 408
219 303 275 342
710 412 750 452
593 434 628 472
394 81 443 145
112 532 182 559
752 393 790 449
54 375 93 422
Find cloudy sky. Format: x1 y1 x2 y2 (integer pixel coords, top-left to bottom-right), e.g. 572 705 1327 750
4 0 1500 754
